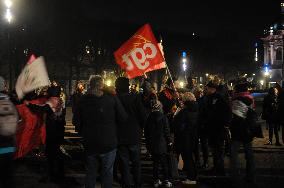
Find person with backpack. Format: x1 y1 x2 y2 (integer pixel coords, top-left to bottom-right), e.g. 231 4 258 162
230 83 256 187
25 85 66 183
144 94 173 188
0 76 19 188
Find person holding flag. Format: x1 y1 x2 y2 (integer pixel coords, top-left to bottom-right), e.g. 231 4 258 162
24 85 66 183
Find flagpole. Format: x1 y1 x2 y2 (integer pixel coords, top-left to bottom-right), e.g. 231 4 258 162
159 37 178 94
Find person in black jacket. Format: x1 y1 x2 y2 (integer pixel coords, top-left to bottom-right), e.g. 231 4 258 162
144 94 173 188
263 87 281 146
25 85 66 183
115 77 146 188
202 81 231 175
193 87 209 169
73 75 128 188
71 82 85 129
230 83 256 187
173 92 198 185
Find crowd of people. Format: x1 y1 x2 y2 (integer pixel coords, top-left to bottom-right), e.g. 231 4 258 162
0 74 284 188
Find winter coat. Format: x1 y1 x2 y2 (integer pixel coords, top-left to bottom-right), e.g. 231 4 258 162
230 93 254 143
73 93 128 155
116 93 147 145
202 92 231 141
262 94 278 123
144 111 171 155
173 101 198 153
71 91 84 113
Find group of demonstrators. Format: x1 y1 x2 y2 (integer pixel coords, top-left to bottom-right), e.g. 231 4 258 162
69 74 278 188
1 23 284 188
1 71 284 188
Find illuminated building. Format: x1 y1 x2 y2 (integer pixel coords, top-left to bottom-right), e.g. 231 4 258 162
261 1 284 85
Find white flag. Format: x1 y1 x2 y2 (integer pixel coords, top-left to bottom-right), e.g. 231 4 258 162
16 56 50 99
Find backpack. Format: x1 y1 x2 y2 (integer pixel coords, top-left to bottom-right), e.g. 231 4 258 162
245 108 263 138
0 94 18 136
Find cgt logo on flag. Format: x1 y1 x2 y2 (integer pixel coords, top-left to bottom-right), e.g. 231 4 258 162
114 24 165 79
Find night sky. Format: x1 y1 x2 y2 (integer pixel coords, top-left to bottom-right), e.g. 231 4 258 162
81 0 280 37
1 0 282 77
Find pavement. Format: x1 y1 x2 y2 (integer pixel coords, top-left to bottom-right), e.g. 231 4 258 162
13 107 284 188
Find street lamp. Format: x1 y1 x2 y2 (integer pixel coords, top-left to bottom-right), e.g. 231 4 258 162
182 51 187 80
3 0 13 90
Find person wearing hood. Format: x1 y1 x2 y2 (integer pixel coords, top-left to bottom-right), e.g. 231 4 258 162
25 85 66 183
115 77 146 188
173 92 199 185
144 94 173 188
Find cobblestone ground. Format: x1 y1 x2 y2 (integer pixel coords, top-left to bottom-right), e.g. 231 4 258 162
14 107 284 188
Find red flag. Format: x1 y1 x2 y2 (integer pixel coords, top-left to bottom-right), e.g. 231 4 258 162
14 98 47 158
114 24 165 79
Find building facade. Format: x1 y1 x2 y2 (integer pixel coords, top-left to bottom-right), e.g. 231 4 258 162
261 2 284 86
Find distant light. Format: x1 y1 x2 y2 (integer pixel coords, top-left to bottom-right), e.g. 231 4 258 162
183 63 187 71
260 80 264 85
86 50 90 54
182 51 186 58
106 80 112 87
230 83 233 87
192 32 195 36
254 43 258 48
253 73 256 76
182 58 186 63
5 8 12 23
264 71 269 76
179 81 184 88
244 74 247 77
205 73 209 77
4 0 12 8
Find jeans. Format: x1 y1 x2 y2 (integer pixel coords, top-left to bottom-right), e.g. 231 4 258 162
230 141 255 183
181 148 197 180
267 123 280 143
209 139 225 174
45 140 64 180
194 133 209 165
85 149 117 188
118 145 142 188
152 154 170 181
